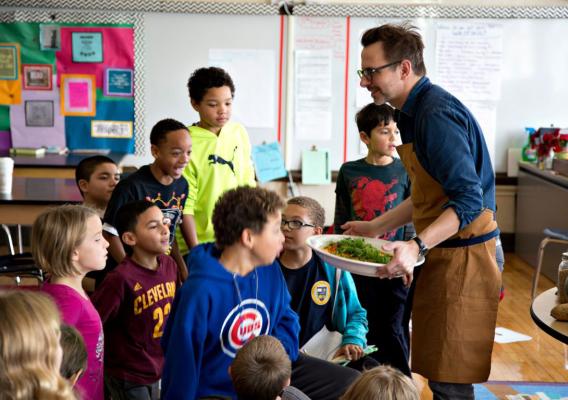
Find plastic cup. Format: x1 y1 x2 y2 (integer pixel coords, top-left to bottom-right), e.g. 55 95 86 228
0 157 14 193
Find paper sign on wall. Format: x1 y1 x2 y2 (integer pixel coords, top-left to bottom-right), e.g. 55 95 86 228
251 142 287 183
72 32 103 63
104 68 133 97
91 120 133 139
302 148 330 185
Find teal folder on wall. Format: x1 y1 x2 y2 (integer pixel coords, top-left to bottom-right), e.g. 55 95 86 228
302 148 330 185
251 141 287 183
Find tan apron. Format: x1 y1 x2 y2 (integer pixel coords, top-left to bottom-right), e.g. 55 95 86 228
397 143 501 383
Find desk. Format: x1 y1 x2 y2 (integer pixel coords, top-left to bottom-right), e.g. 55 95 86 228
7 153 126 179
531 287 568 344
0 177 82 225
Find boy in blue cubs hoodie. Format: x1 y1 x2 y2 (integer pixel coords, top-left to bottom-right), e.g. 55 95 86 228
161 187 359 400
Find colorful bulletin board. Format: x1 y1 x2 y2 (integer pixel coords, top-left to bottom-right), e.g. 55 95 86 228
0 20 136 153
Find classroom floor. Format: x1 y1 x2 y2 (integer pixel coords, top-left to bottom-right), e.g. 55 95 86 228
413 253 568 399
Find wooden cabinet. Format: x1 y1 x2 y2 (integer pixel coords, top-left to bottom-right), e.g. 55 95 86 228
515 163 568 281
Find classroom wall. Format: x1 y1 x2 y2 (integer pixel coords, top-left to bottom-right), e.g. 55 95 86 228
143 12 282 156
5 2 568 175
140 12 568 173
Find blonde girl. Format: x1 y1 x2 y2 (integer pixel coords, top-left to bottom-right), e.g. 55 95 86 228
34 205 109 400
340 365 420 400
0 290 76 400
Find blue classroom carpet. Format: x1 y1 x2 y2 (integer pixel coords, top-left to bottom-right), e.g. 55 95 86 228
474 381 568 399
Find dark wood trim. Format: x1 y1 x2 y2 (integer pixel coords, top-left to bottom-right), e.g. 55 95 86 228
495 172 517 186
273 170 517 185
500 232 515 253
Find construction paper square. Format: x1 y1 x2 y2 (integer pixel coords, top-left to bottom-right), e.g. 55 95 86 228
0 130 11 151
9 81 66 148
65 99 134 153
56 27 133 89
0 43 21 105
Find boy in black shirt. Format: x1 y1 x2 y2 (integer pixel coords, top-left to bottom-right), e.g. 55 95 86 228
103 118 192 283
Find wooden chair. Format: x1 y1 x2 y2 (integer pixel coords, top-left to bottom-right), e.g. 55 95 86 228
0 253 43 288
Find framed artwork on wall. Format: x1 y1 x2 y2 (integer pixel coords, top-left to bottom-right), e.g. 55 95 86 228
22 64 53 90
60 73 96 116
25 100 54 127
104 68 133 97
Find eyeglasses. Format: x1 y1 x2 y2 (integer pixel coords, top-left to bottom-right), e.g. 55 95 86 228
281 219 315 230
357 60 402 79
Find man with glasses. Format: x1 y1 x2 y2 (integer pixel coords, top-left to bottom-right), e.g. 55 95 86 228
343 24 501 400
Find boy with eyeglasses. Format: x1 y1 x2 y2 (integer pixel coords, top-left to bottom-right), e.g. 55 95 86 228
333 103 415 376
278 196 373 370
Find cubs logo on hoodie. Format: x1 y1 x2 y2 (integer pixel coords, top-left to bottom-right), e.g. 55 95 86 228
219 299 271 357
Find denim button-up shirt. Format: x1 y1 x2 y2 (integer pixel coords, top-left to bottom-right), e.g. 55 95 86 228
396 76 496 230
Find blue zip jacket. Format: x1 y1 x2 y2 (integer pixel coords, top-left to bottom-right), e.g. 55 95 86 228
160 243 300 400
322 261 368 349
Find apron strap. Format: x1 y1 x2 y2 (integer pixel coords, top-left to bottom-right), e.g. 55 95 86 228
437 228 500 248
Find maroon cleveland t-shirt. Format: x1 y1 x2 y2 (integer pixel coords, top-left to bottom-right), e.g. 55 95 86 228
92 254 178 384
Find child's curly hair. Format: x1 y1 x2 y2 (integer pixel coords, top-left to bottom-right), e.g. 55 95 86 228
213 186 284 250
187 67 235 103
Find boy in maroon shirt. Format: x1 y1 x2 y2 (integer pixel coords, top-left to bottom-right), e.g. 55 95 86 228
92 200 178 400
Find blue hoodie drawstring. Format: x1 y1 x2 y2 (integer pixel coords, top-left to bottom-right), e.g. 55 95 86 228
232 269 259 340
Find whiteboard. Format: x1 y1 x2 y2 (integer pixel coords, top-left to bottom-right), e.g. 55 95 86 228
143 12 282 154
292 16 568 173
141 13 568 174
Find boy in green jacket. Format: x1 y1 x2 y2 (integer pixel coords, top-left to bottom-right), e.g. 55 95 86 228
177 67 256 261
